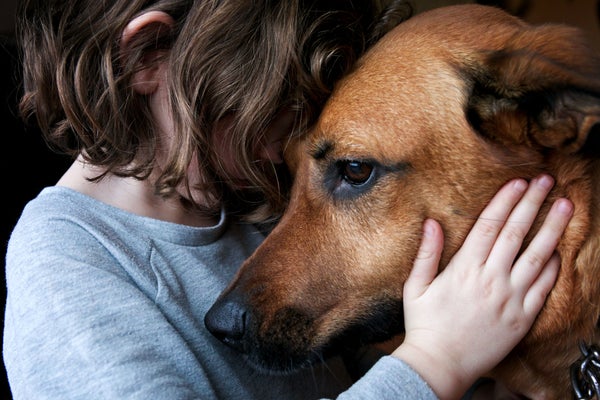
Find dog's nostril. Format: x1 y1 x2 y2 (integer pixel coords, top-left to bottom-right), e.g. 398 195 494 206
204 298 248 352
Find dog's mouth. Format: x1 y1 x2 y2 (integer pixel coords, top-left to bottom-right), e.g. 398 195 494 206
230 298 406 375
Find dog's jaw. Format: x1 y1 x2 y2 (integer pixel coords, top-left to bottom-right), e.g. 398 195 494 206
205 281 406 374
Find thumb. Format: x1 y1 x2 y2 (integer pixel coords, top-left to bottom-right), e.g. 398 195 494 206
404 219 444 299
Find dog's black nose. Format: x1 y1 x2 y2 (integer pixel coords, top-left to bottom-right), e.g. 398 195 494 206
204 297 248 352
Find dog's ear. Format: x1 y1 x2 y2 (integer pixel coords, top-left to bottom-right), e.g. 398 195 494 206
466 24 600 157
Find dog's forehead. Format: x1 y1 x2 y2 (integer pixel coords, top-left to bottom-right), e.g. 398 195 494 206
313 48 466 159
310 4 530 160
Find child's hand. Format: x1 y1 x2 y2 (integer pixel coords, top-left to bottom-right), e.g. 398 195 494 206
392 175 573 399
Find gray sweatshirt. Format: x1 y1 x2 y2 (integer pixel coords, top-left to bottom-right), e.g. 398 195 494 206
4 187 437 400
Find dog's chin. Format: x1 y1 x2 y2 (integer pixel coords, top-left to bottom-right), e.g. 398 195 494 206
243 299 405 375
240 347 330 376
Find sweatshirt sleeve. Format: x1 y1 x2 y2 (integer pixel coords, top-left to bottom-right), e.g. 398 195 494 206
333 356 439 400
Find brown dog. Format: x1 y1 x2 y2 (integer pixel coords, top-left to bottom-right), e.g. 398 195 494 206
205 4 600 398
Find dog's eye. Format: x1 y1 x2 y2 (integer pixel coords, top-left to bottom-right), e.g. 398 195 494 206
339 160 374 186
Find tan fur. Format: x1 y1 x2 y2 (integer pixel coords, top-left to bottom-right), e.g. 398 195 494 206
212 5 600 398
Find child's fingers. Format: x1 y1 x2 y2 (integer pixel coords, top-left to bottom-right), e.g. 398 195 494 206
486 175 555 274
457 178 529 263
522 252 561 315
512 198 573 295
404 219 444 299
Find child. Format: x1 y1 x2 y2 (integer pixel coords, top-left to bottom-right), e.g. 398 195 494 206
4 0 573 399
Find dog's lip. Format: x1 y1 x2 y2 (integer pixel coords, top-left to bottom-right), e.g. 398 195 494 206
240 349 327 376
239 323 407 375
238 300 406 375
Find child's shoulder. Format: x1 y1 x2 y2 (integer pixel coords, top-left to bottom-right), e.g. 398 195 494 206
9 186 151 255
17 186 120 230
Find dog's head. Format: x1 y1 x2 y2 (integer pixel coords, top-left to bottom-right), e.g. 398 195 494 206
206 4 600 394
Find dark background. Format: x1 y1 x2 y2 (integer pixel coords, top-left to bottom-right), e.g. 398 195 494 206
1 1 72 399
0 1 599 399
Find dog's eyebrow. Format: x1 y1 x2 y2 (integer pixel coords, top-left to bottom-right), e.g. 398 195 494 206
311 140 333 160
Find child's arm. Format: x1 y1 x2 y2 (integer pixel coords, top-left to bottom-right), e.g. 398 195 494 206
393 174 573 399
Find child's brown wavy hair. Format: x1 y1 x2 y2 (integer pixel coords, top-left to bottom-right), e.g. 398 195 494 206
18 0 412 222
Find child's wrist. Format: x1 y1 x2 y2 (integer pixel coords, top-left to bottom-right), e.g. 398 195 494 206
392 340 473 399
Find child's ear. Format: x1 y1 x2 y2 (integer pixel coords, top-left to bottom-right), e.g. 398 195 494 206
120 11 175 95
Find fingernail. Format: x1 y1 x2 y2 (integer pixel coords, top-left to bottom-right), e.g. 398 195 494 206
423 219 434 237
533 174 554 190
513 178 528 192
555 198 574 216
